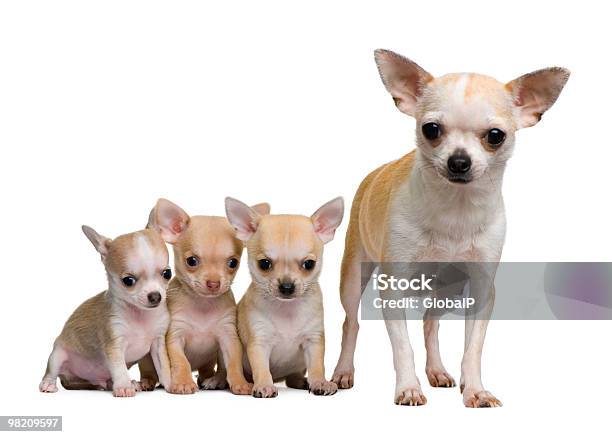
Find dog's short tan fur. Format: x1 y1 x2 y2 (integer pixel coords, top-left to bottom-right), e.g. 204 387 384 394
332 49 569 407
39 227 173 397
146 199 268 395
226 197 344 398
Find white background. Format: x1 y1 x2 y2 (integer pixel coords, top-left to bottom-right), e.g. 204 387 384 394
1 0 611 435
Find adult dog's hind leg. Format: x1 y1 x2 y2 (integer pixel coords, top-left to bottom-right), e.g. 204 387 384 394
331 227 373 389
424 316 456 388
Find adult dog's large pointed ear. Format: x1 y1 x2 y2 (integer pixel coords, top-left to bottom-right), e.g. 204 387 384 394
311 197 344 244
506 67 570 129
147 198 190 244
374 49 433 116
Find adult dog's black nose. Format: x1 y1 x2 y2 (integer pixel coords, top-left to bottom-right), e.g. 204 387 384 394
447 153 472 175
278 282 295 296
147 292 162 306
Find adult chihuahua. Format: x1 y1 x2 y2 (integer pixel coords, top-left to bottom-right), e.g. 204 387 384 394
331 49 569 407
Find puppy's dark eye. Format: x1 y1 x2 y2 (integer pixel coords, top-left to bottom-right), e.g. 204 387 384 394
486 128 506 147
227 258 239 269
122 275 137 287
186 256 199 267
258 258 272 271
422 122 441 141
302 259 316 271
162 268 172 280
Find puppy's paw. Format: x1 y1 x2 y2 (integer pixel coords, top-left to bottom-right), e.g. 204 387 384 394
39 380 58 393
426 368 456 388
112 385 136 397
230 381 253 395
395 387 427 406
138 378 157 391
252 384 278 398
331 368 354 389
199 374 228 391
169 380 198 395
309 380 338 396
463 389 502 408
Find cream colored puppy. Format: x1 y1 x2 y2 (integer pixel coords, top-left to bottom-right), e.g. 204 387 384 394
145 198 269 395
39 226 172 397
331 49 569 407
226 197 344 398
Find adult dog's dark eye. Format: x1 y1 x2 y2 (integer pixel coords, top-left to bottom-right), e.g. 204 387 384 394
122 275 137 287
227 258 239 269
258 259 272 271
422 122 441 140
302 259 316 271
186 256 199 267
162 268 172 280
486 128 506 147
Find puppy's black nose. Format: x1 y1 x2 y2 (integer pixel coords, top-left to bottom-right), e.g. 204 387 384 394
447 153 472 175
278 282 295 296
147 292 162 306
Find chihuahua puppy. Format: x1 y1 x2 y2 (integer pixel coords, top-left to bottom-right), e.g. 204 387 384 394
226 197 344 398
331 50 569 407
145 198 268 395
39 226 173 397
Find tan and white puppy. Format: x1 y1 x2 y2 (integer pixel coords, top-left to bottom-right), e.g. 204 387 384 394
227 197 344 398
331 49 569 407
39 226 173 397
145 198 268 395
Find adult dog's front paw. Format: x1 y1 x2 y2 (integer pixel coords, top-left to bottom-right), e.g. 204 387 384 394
331 368 354 389
309 379 338 396
395 386 427 406
252 384 278 398
426 367 456 388
463 389 502 408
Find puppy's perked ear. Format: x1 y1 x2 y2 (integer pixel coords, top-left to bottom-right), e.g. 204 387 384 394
147 198 190 244
311 197 344 244
82 225 111 258
251 202 271 216
225 197 262 241
506 67 570 128
374 49 433 116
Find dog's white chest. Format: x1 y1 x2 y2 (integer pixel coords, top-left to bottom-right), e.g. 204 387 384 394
268 328 307 378
253 300 322 378
115 307 168 364
178 301 234 366
387 183 506 262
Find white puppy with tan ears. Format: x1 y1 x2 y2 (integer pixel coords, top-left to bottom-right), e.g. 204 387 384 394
331 49 569 407
39 226 173 396
226 197 344 398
